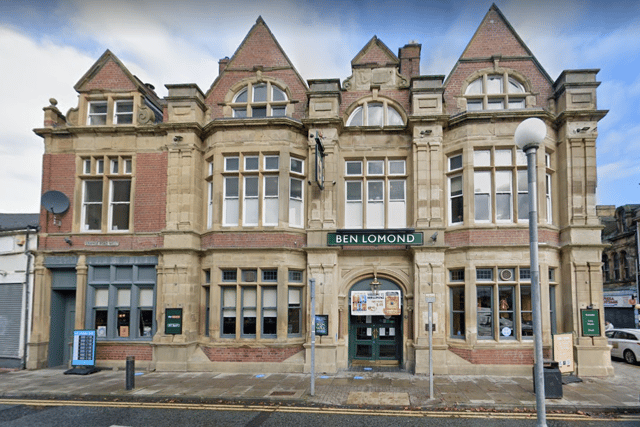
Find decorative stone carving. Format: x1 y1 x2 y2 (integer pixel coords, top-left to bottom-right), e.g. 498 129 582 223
66 107 78 126
342 67 409 91
138 104 155 125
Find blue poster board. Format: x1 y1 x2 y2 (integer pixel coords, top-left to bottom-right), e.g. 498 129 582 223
72 329 96 366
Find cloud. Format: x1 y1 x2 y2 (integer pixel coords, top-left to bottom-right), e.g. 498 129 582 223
0 26 96 213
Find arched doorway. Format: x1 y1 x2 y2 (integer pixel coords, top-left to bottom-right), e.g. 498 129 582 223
348 277 403 366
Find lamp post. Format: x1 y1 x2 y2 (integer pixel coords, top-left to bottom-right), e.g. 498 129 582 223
515 117 547 427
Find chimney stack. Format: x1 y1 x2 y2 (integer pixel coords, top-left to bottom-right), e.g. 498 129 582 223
399 42 421 78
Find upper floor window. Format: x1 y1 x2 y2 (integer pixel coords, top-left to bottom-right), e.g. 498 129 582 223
346 101 404 127
465 73 527 111
232 82 288 118
448 154 463 225
81 155 132 232
87 98 134 125
344 158 406 229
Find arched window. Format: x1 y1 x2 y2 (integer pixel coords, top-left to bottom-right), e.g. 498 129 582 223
465 73 528 111
232 82 288 118
602 254 609 282
613 253 620 280
346 101 404 127
621 251 629 279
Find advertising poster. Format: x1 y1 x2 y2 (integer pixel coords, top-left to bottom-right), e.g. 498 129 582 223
351 290 401 316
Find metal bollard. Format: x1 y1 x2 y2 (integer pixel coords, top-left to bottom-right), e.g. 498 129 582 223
125 356 135 390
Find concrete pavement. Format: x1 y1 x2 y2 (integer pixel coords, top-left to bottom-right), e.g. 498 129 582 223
1 361 639 414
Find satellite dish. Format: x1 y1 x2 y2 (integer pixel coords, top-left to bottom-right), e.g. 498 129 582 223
41 190 70 215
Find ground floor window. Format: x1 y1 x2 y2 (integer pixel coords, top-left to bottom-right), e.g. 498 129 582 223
217 267 304 339
450 287 465 338
86 258 157 340
450 266 556 341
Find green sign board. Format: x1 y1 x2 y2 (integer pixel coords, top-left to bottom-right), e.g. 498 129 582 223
581 309 600 336
165 308 183 335
328 231 423 246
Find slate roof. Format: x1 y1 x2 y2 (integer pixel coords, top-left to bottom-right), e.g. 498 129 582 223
0 214 40 232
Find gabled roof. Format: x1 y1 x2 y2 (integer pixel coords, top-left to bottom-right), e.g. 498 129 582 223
0 214 39 231
445 3 553 85
74 50 161 105
206 16 307 97
351 36 399 67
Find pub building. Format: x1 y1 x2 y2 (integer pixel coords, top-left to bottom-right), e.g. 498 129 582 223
30 5 611 377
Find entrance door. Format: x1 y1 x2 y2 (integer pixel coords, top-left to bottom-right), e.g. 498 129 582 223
349 315 402 365
48 290 75 367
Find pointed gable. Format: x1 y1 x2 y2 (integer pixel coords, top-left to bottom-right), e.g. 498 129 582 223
74 50 139 93
351 36 399 67
225 16 293 70
461 5 530 59
205 17 308 120
443 4 554 115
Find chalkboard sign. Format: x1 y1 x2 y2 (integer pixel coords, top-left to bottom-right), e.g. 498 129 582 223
72 330 96 366
165 308 183 334
315 315 328 336
581 309 600 336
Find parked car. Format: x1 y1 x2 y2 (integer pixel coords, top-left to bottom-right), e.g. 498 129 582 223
605 328 640 364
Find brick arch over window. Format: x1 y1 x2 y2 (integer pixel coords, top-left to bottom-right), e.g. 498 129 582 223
344 97 407 127
223 76 292 118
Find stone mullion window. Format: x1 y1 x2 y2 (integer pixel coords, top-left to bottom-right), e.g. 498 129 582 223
231 82 288 118
80 155 133 232
221 154 280 227
465 72 528 111
474 148 531 224
219 267 283 340
86 262 157 341
86 96 135 126
344 158 407 229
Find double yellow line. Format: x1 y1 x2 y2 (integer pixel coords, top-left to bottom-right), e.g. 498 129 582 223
1 398 639 422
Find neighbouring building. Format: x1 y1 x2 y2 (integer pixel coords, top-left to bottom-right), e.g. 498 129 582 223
0 214 39 369
598 205 640 329
30 5 612 376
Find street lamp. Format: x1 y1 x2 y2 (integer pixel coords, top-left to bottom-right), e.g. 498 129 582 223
515 117 548 427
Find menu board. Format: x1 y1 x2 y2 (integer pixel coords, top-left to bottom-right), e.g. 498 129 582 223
72 330 96 367
553 333 574 373
351 290 402 316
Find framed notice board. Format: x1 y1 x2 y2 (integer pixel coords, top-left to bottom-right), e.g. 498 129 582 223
72 330 96 366
165 308 183 335
581 309 600 336
315 315 328 336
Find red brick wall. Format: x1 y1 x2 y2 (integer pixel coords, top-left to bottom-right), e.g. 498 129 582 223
340 90 411 119
445 229 559 248
202 232 305 249
96 344 153 361
356 43 396 66
202 346 303 363
39 153 75 238
82 59 136 92
462 9 529 59
449 347 551 365
134 152 167 233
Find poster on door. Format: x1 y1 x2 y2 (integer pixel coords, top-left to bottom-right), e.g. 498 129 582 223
351 290 401 316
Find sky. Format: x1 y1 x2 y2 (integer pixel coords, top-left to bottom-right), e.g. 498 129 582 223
1 0 639 213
